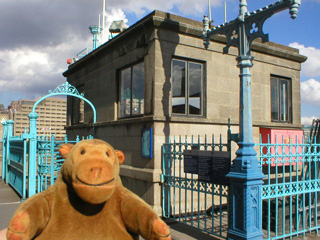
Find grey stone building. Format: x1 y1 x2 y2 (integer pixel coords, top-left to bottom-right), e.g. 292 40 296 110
63 10 307 213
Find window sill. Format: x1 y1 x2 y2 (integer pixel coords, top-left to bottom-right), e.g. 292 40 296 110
65 116 303 129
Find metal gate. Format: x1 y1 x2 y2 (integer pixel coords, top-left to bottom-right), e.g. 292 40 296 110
162 132 320 239
5 135 28 199
162 135 230 239
1 120 93 198
37 135 93 192
257 137 320 239
1 82 97 198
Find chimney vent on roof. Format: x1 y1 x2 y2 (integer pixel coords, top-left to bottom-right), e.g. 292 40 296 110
89 25 102 50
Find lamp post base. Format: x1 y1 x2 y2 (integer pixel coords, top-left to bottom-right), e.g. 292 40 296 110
227 177 264 240
227 141 265 240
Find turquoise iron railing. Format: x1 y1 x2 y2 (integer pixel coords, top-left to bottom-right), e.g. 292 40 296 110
6 137 28 200
1 120 28 199
1 82 97 199
162 134 230 239
1 119 93 199
37 134 94 193
257 135 320 239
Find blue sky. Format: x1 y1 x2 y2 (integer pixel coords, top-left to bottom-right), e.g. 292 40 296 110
0 0 319 125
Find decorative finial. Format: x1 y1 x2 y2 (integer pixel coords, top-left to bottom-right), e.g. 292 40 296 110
202 15 210 49
289 0 301 19
238 0 249 21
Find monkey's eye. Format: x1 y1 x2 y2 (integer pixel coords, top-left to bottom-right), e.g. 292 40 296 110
106 152 110 157
81 149 86 155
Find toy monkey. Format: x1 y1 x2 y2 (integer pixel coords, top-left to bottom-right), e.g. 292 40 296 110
7 139 171 240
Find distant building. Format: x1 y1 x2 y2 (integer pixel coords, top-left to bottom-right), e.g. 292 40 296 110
0 105 9 139
63 10 307 213
8 98 67 139
0 104 6 177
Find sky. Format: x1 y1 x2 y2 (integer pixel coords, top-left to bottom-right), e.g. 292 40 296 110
0 0 319 126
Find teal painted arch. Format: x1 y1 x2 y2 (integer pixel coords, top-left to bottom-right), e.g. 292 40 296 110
31 82 97 123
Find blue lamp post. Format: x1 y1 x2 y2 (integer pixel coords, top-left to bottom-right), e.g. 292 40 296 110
202 0 301 239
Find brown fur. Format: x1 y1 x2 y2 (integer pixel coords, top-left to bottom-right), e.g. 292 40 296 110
7 139 171 240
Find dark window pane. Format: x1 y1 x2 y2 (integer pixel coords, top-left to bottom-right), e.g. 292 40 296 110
280 79 288 121
271 76 291 122
71 98 80 125
172 60 186 114
120 67 131 118
189 62 202 115
271 77 279 121
119 62 145 118
132 62 144 116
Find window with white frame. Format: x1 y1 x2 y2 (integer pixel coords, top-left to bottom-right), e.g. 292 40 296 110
270 76 292 122
119 62 144 118
172 59 204 116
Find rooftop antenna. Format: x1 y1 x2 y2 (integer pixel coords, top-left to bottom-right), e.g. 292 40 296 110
208 0 212 25
98 14 101 45
102 0 106 43
224 1 227 23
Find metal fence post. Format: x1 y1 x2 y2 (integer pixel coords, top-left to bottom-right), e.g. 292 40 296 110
50 134 55 186
6 120 14 138
5 120 14 183
28 112 38 197
2 121 8 181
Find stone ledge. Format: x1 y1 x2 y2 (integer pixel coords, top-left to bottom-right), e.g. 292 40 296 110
120 165 162 182
66 115 304 131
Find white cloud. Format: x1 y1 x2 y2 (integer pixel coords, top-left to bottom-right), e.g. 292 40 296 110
0 2 129 107
105 8 128 25
289 42 320 77
176 0 229 16
120 0 177 16
100 8 129 43
112 0 229 18
0 48 51 90
300 79 320 106
0 32 91 96
301 116 317 126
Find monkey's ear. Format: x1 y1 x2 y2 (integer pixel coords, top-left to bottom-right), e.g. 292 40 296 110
59 144 74 159
115 150 125 165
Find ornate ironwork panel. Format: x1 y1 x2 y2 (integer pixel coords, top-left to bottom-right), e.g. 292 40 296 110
257 136 320 239
37 134 93 193
162 134 230 238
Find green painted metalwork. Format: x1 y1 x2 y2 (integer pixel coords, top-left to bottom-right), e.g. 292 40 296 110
1 82 97 199
202 1 301 239
162 134 230 239
26 81 96 197
6 138 27 200
77 47 94 58
37 134 93 193
28 112 38 197
256 135 320 239
2 120 28 200
31 82 97 123
89 25 102 50
1 121 8 180
1 118 94 199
